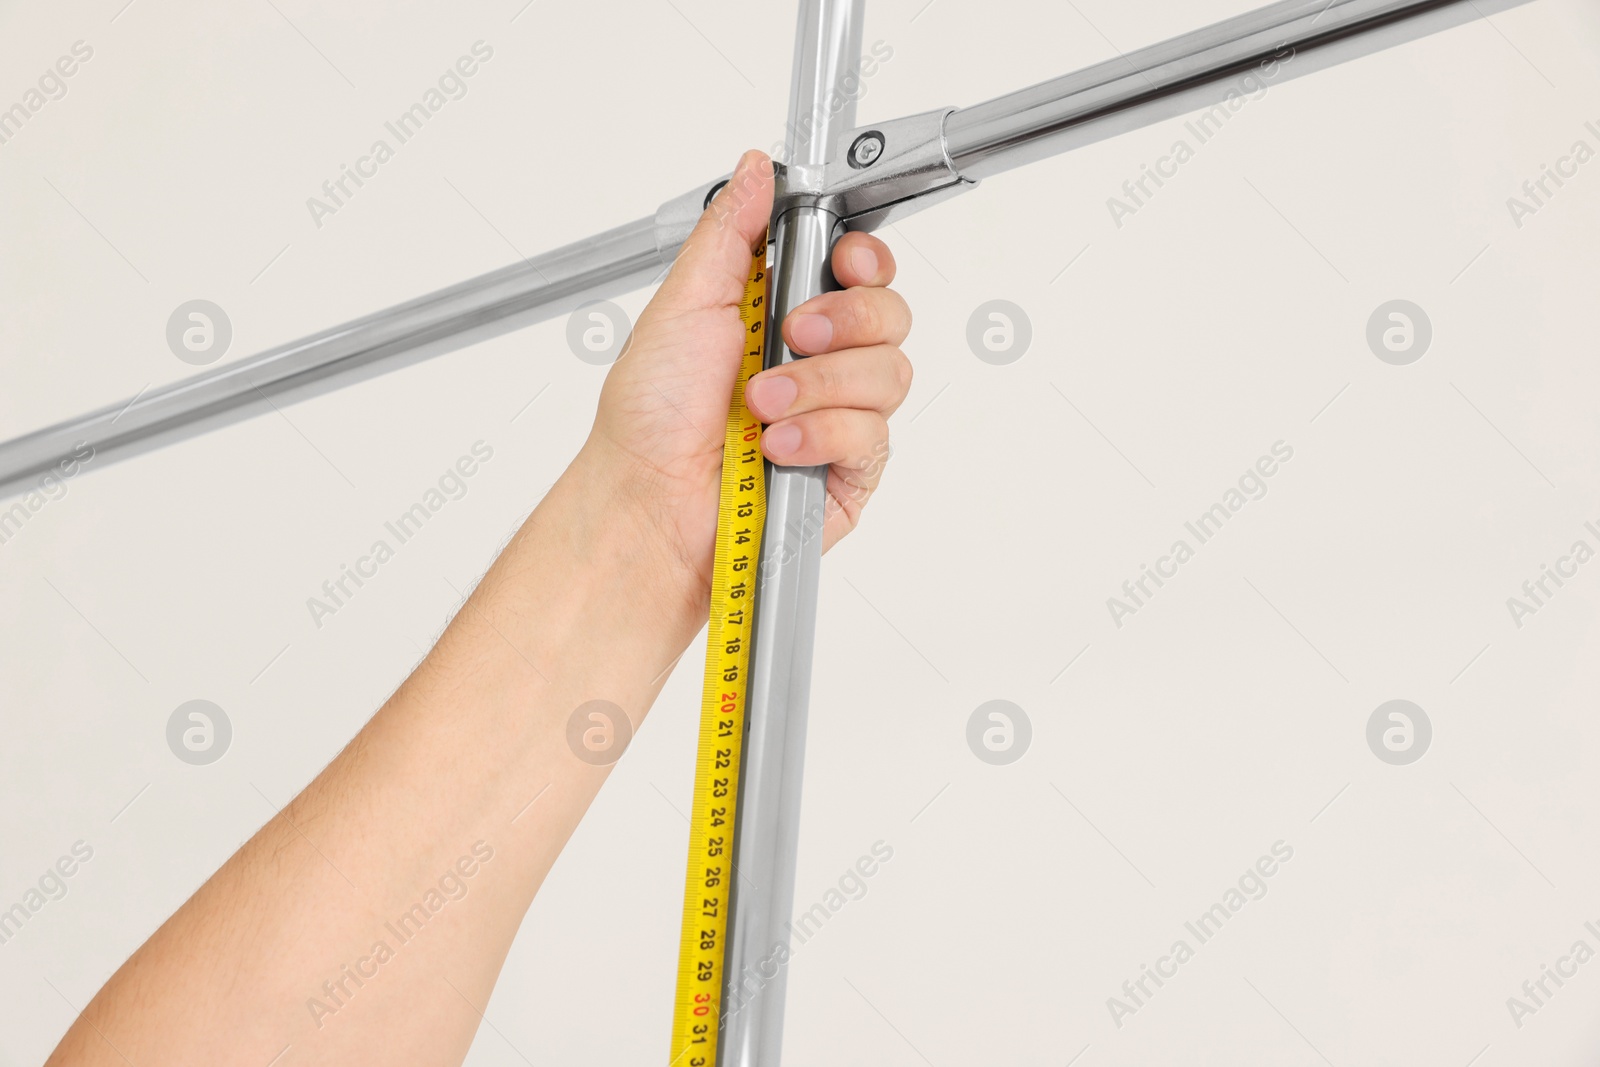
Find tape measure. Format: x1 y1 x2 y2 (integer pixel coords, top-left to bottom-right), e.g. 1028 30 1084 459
668 236 769 1067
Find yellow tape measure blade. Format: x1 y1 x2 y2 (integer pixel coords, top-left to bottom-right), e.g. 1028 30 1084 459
668 238 769 1067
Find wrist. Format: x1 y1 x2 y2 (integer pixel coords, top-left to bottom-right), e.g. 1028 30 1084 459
483 437 708 680
570 437 709 640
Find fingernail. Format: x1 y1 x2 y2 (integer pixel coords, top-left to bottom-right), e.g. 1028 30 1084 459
746 374 798 418
787 313 833 353
763 423 802 459
850 245 878 282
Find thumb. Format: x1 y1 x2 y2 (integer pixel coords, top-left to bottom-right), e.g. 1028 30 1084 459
654 150 773 313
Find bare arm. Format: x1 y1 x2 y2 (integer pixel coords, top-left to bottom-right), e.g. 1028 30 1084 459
47 150 913 1066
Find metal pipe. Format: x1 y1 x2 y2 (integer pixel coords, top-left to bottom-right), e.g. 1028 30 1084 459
718 3 861 1065
2 0 1539 500
945 0 1537 180
0 180 724 499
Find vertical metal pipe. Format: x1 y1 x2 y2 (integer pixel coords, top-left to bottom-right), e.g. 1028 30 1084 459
719 3 862 1065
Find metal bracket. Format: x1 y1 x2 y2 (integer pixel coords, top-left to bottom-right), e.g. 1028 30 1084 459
655 175 731 259
774 108 978 232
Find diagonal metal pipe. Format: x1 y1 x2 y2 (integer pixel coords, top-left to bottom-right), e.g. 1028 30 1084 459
944 0 1538 180
0 0 1537 501
0 182 720 499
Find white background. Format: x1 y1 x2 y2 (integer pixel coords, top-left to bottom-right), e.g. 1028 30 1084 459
2 0 1599 1063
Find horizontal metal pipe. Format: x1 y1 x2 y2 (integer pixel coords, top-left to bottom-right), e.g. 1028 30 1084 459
0 210 693 498
945 0 1538 180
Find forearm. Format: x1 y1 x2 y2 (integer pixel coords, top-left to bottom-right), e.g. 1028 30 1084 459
44 151 910 1065
49 443 702 1066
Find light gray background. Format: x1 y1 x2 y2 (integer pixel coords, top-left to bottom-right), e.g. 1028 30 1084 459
2 0 1598 1063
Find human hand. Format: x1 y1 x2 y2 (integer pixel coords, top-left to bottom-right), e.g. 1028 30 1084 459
43 155 913 1067
580 150 912 628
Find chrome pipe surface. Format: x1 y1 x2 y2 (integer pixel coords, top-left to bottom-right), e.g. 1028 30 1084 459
0 186 723 499
719 3 862 1065
945 0 1538 180
1 0 1538 500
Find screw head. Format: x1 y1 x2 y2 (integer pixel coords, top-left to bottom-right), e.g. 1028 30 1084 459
848 131 885 169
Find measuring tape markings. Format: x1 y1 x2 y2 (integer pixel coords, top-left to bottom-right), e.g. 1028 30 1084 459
668 237 770 1067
